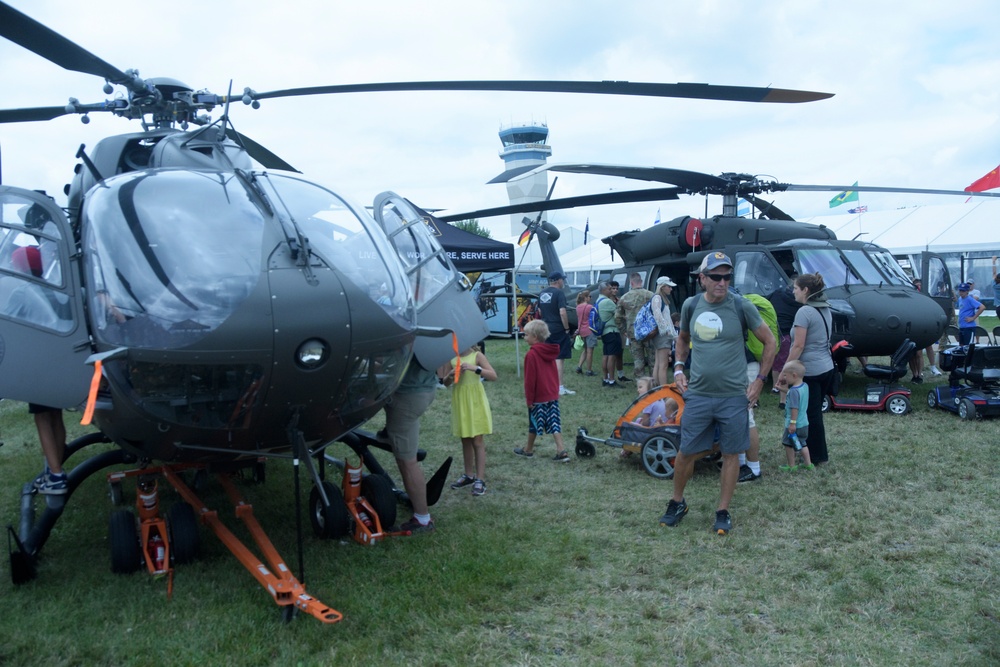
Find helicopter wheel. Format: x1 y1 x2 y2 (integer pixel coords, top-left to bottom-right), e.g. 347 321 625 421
109 509 141 574
886 395 911 415
309 481 350 539
641 434 678 480
361 474 397 530
926 390 939 409
167 502 201 565
958 398 977 421
108 480 126 506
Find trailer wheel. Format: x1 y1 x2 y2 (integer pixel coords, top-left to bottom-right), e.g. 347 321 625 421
641 434 678 480
361 474 397 530
310 481 350 539
109 509 141 574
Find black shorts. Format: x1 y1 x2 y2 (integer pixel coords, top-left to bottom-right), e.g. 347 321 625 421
547 327 573 360
602 332 623 356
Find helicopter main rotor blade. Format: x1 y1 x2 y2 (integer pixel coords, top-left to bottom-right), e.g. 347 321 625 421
0 2 141 91
438 187 686 222
224 129 299 173
516 163 732 192
0 105 72 123
244 81 833 104
777 183 1000 198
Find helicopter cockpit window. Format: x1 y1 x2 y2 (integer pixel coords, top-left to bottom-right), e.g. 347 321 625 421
796 248 862 288
0 198 72 333
259 175 413 322
840 248 897 285
84 170 267 348
866 249 910 285
374 199 455 309
731 252 786 297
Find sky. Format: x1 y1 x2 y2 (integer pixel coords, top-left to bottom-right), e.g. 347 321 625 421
1 0 998 243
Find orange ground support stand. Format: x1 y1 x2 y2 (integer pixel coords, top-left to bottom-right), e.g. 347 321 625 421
111 464 343 624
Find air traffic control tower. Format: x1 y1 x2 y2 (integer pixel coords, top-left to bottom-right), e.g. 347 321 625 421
489 123 552 237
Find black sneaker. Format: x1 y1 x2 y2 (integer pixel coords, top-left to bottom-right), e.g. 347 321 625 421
450 474 476 489
513 447 534 458
553 450 570 462
37 472 68 496
713 509 732 536
912 375 924 384
659 498 688 527
617 375 632 382
575 366 584 375
737 465 761 483
585 370 597 377
400 516 435 534
471 479 486 496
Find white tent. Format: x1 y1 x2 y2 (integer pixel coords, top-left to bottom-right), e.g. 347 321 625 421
800 199 1000 255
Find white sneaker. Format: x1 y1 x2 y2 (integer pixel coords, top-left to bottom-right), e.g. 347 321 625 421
559 385 576 396
929 365 943 376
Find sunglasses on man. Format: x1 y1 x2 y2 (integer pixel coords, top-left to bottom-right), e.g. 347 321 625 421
703 273 734 282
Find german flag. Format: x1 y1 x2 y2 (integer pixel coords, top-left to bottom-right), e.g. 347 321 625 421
518 228 531 246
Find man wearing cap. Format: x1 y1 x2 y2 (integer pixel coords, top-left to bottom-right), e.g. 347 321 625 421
537 271 575 396
955 282 985 346
659 252 775 536
614 272 655 379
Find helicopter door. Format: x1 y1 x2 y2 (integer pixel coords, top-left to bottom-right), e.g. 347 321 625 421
725 245 791 297
0 188 92 408
920 252 955 325
371 192 488 370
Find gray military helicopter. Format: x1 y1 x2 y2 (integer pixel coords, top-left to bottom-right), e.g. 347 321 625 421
443 166 1000 357
0 1 835 622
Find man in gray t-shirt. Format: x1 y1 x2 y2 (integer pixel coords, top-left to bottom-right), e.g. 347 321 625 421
659 252 775 536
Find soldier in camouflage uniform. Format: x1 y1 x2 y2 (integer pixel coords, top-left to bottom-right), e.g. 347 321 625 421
615 272 655 378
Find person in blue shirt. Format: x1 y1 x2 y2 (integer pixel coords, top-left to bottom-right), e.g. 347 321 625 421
955 282 985 346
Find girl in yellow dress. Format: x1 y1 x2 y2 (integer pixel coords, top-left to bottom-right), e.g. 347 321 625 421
441 345 496 496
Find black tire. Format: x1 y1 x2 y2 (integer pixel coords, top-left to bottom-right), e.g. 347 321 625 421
361 473 397 530
959 397 977 421
641 434 678 480
108 480 125 506
309 481 350 539
926 390 939 409
252 461 266 485
167 502 201 565
886 395 910 415
575 440 596 458
109 509 141 574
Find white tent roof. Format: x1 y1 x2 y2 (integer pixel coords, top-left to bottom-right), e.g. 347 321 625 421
799 199 1000 255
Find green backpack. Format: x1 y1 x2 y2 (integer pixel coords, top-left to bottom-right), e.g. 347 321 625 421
743 293 779 363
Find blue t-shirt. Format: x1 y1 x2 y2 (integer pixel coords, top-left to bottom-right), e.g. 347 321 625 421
957 295 981 329
784 382 809 429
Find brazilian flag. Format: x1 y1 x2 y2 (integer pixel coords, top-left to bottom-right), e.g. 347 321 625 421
829 182 859 208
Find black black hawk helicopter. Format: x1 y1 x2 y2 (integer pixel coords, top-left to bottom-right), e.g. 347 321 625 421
442 165 1000 357
0 1 836 622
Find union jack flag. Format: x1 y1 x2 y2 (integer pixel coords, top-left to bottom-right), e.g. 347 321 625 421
848 205 868 214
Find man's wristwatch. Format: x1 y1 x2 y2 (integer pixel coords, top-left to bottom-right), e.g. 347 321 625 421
475 366 482 375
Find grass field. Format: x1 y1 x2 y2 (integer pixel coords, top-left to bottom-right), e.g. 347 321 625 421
1 336 998 666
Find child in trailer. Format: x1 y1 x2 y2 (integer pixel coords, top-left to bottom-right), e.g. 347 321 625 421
442 344 497 496
778 360 813 471
513 319 571 462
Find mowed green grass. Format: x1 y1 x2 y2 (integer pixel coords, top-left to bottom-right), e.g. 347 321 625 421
0 337 998 666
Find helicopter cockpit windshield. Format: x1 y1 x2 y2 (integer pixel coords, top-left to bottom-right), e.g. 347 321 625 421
84 169 413 349
796 244 909 289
